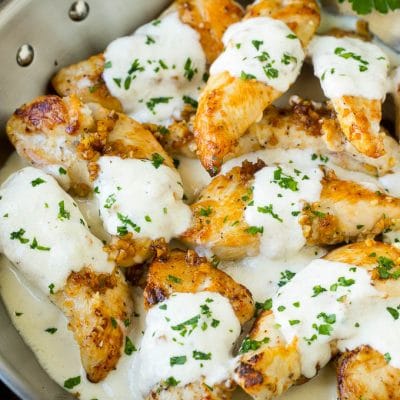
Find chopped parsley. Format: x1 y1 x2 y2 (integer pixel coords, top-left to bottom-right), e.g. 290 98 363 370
58 167 67 175
257 204 283 222
286 33 297 39
31 177 46 187
183 58 197 81
30 237 50 251
163 376 180 387
104 60 112 69
256 298 273 311
278 270 296 287
146 35 155 45
281 53 297 65
312 285 327 297
182 95 198 109
240 71 257 80
384 352 392 363
151 152 165 169
64 376 81 389
104 193 116 209
10 228 29 244
239 336 270 354
334 46 369 72
15 312 23 317
375 256 400 280
48 283 55 295
245 225 264 235
111 317 117 329
124 337 137 355
57 200 70 220
337 0 400 15
171 315 200 336
251 40 263 51
199 207 212 217
387 306 399 320
192 350 211 360
117 212 140 234
45 327 57 334
170 355 187 366
272 167 298 191
146 97 173 114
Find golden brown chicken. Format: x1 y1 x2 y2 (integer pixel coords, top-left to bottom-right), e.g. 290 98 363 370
235 240 400 399
181 161 400 260
51 0 243 110
6 95 172 195
142 248 255 399
53 267 134 383
194 0 320 175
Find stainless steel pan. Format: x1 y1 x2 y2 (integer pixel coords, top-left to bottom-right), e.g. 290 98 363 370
0 1 398 399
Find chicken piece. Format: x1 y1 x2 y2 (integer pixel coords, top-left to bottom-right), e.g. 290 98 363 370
331 96 385 158
325 241 400 400
181 160 265 260
236 240 400 399
53 267 133 383
6 95 172 194
144 248 255 324
51 54 123 112
0 167 134 383
142 248 254 399
301 170 400 247
336 346 400 400
182 161 400 260
234 310 302 400
51 0 243 109
194 0 320 175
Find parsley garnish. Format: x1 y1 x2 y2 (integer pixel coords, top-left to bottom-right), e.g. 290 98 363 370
30 237 50 251
192 350 211 360
57 200 70 220
182 95 198 109
45 327 57 334
387 306 399 320
164 376 180 387
245 226 264 235
278 270 296 287
257 204 283 222
167 275 182 284
10 229 29 244
48 283 55 294
255 298 273 311
104 193 116 209
183 58 197 81
199 207 212 217
31 178 46 187
239 337 270 354
145 35 155 45
58 167 67 175
240 71 256 80
312 285 327 297
64 376 81 389
170 355 187 366
124 337 137 355
151 153 165 169
272 167 298 191
251 40 263 51
146 97 172 114
338 0 400 14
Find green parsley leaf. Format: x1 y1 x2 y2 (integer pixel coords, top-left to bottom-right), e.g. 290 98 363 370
257 204 283 222
31 177 46 187
151 153 165 169
57 200 70 221
170 355 187 366
387 306 399 320
124 337 137 355
239 336 270 353
64 376 81 389
45 327 57 334
192 350 211 360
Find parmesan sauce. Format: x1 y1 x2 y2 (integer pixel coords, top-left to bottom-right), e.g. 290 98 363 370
138 292 240 395
273 259 400 378
94 156 192 241
210 17 305 92
0 167 113 293
103 12 206 125
308 35 390 100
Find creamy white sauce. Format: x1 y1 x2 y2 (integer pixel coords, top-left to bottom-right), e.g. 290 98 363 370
309 35 390 100
103 12 206 125
94 156 192 241
221 246 326 303
273 259 400 378
245 163 323 259
210 17 305 92
0 167 113 293
138 292 240 395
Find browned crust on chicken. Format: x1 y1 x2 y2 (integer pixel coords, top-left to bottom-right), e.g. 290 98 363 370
336 346 400 400
143 249 255 325
52 267 133 383
51 54 123 111
331 96 385 159
234 310 301 400
181 160 265 260
176 0 244 64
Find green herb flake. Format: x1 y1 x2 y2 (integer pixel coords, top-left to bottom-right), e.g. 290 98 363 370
10 228 29 244
45 327 57 334
124 337 137 355
239 336 270 354
64 376 81 390
387 306 399 320
30 237 51 251
104 193 116 209
245 225 264 235
31 177 46 187
182 95 198 109
170 355 187 366
48 283 55 295
57 200 70 221
257 204 283 222
193 350 211 360
168 275 182 284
